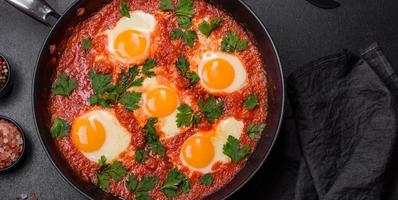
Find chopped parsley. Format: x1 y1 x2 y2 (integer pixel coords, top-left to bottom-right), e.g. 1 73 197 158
135 149 148 163
223 136 250 163
177 16 192 29
247 123 266 141
199 18 223 37
51 73 77 97
171 28 198 47
96 158 127 190
142 59 156 78
200 174 214 185
175 0 195 18
243 93 259 110
161 168 190 197
176 103 200 128
119 92 142 111
221 31 248 53
88 70 116 107
81 37 92 52
120 1 130 18
198 97 224 124
50 118 70 138
126 174 158 200
159 0 174 11
143 118 166 157
175 56 200 85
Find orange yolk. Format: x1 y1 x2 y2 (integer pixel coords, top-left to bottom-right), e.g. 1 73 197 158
71 118 106 153
145 87 178 117
202 58 235 89
114 30 147 60
181 130 216 168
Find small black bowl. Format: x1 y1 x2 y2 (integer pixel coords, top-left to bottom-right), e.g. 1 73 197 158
0 116 26 172
0 54 13 98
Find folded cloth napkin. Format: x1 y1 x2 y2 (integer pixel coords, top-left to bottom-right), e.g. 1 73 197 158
287 43 398 200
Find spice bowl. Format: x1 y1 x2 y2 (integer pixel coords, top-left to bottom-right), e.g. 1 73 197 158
0 116 25 172
0 54 13 98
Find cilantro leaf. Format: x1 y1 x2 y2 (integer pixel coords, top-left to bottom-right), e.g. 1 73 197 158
99 155 107 168
126 174 138 192
143 118 166 157
177 16 192 29
198 97 224 124
119 91 142 111
135 149 147 163
176 103 200 128
51 73 77 97
223 136 250 163
142 59 156 77
161 168 190 197
107 161 127 181
160 0 174 11
97 173 110 190
82 37 92 52
247 123 266 141
200 174 214 185
244 93 259 110
50 118 70 138
170 28 198 47
176 0 195 18
120 1 130 18
221 31 248 52
199 18 223 37
175 56 200 85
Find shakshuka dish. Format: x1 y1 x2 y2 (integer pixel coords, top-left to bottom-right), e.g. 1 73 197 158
48 0 268 199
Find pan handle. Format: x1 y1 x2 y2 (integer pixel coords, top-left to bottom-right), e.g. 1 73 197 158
4 0 60 27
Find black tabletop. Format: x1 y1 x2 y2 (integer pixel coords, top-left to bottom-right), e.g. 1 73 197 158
0 0 397 199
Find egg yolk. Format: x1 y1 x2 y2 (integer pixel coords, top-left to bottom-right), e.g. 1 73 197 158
145 87 178 117
202 58 235 90
71 118 106 153
181 132 215 168
114 30 147 60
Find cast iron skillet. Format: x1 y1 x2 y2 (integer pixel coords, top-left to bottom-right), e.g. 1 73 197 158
5 0 284 199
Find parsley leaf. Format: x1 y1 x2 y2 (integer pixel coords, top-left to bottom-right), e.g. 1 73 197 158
119 92 142 111
89 70 114 94
107 161 127 181
247 123 266 141
142 59 156 77
97 173 110 190
82 37 92 52
160 0 174 11
244 93 259 110
199 18 223 37
177 16 192 29
143 118 166 157
175 0 195 18
200 174 214 185
176 103 200 128
120 1 130 18
221 31 248 53
51 73 77 97
96 158 127 191
198 97 224 124
170 28 198 47
223 136 250 163
99 155 107 168
161 168 190 197
127 174 158 200
126 174 138 191
136 176 158 192
50 118 70 138
175 56 200 85
135 149 147 163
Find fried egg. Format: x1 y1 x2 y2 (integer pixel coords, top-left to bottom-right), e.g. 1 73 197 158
71 109 131 163
180 117 244 173
129 78 189 138
197 51 247 94
107 11 156 64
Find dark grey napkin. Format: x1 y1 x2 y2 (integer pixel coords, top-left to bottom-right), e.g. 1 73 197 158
287 43 398 200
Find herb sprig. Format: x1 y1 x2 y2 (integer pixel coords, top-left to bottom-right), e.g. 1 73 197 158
126 174 158 200
96 157 127 190
176 103 200 128
143 118 166 157
246 123 266 141
50 118 70 138
223 136 250 163
161 168 190 197
51 73 77 97
198 97 224 124
82 37 92 52
243 93 259 110
199 18 223 37
175 56 199 85
171 29 198 48
221 31 248 53
200 174 214 185
120 1 130 18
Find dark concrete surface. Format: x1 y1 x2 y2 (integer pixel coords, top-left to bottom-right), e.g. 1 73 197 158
0 0 397 199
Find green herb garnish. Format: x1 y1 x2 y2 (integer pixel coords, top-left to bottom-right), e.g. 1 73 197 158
175 56 199 85
161 168 190 197
82 37 92 52
244 93 259 110
99 155 107 167
50 118 70 138
126 174 158 200
176 103 200 128
171 28 198 47
143 118 166 157
120 1 130 18
175 0 195 18
223 136 250 163
96 158 127 190
88 70 116 107
199 18 223 37
221 31 248 53
51 73 77 97
159 0 174 11
142 59 156 78
200 174 214 185
119 92 142 111
135 149 147 163
198 97 224 124
247 123 266 141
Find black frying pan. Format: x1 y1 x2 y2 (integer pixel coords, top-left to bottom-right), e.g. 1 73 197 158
5 0 284 199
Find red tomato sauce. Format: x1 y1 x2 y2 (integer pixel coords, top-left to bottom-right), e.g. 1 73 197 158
48 0 268 199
